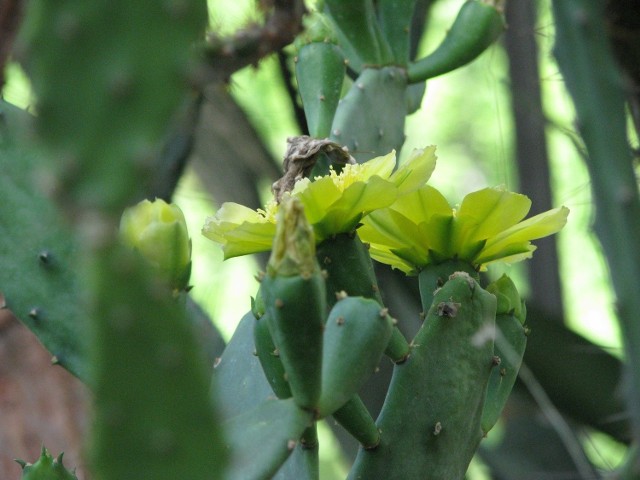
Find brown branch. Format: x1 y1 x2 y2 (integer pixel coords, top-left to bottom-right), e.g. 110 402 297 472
0 0 24 91
203 0 306 83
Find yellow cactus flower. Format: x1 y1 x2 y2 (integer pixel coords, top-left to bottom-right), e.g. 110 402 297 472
203 147 437 259
120 198 192 290
359 185 569 274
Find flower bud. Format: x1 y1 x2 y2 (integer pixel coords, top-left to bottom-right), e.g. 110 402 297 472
119 198 191 290
268 196 317 278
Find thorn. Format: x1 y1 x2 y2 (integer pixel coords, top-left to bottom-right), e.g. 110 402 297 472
335 290 348 300
492 355 501 366
14 459 27 469
38 250 53 265
499 367 507 377
51 355 59 365
213 357 222 368
28 307 41 320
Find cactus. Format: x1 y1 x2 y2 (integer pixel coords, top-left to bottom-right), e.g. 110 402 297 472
9 0 623 478
349 272 497 479
16 447 78 480
260 197 326 410
0 104 87 380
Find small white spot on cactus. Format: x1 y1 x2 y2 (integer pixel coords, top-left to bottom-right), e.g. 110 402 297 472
335 290 348 300
51 356 59 365
433 422 442 436
379 308 389 318
272 348 280 357
28 307 40 320
336 316 345 325
287 439 297 450
378 128 384 138
357 83 364 90
333 129 341 136
213 357 222 368
38 251 52 265
492 355 501 366
319 94 326 101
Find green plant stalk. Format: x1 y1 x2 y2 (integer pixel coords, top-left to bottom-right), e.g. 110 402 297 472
332 395 380 449
553 0 640 444
350 272 496 479
407 0 505 83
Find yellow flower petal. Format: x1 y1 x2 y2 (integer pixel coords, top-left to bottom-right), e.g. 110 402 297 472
390 146 437 195
451 187 531 257
221 221 277 259
390 185 451 225
357 150 396 180
475 206 569 264
293 176 342 224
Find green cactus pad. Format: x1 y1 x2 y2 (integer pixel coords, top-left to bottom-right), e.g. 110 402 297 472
223 398 314 480
407 0 505 83
0 107 87 380
418 259 479 315
323 0 392 69
316 232 410 363
213 312 278 420
350 272 497 479
318 296 393 417
330 66 407 162
254 310 292 399
481 311 527 435
316 233 382 307
377 0 417 65
273 441 319 480
262 274 326 410
17 446 78 480
89 246 225 480
295 41 346 139
17 0 207 213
